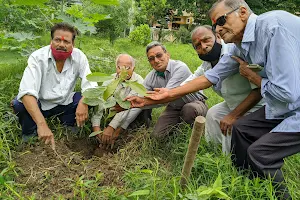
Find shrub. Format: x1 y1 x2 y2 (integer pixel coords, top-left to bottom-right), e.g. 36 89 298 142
128 24 151 46
175 26 191 44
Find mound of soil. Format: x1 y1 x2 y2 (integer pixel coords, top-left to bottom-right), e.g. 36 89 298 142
13 133 136 199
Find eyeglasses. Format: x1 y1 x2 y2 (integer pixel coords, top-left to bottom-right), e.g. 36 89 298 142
117 65 132 70
212 7 239 32
148 53 164 62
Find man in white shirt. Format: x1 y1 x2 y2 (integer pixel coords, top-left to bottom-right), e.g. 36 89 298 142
11 23 97 149
91 54 144 146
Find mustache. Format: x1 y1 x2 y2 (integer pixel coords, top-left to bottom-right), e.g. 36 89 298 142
56 47 67 51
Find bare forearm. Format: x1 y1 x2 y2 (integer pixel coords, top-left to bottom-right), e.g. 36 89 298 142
229 89 262 118
22 95 47 126
248 75 262 87
143 96 177 106
169 75 212 99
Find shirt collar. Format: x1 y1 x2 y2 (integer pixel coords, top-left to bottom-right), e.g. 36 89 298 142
242 13 257 43
165 59 173 73
220 39 228 56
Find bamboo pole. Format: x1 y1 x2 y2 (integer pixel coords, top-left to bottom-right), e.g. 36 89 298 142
180 116 206 188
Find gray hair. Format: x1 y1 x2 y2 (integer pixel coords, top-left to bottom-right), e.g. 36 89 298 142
146 41 167 54
208 0 253 18
115 54 135 68
191 25 214 38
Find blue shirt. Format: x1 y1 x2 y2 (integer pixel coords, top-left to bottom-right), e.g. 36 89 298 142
204 11 300 133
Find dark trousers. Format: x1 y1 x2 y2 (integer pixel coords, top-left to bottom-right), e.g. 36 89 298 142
12 92 82 136
152 101 208 139
231 106 300 199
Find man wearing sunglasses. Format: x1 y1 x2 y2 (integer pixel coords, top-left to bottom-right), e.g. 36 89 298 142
137 0 299 198
142 41 208 139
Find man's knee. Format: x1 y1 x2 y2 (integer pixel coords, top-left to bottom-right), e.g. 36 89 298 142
72 92 82 105
181 101 207 124
151 119 172 140
11 97 26 114
247 143 269 167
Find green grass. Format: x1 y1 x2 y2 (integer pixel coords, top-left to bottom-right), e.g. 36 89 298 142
0 37 299 199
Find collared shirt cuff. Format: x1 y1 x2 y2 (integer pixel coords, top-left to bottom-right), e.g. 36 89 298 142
260 78 269 98
108 120 119 130
17 90 39 102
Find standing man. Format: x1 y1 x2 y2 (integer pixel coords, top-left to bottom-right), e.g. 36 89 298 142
143 41 208 139
11 22 97 149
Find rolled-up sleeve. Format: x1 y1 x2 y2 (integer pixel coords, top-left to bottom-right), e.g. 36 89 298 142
261 27 300 103
17 55 42 101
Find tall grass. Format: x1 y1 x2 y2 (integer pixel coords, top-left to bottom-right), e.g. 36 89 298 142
0 37 299 199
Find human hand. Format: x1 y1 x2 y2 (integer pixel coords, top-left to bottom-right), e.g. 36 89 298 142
220 114 238 136
231 56 262 87
37 124 55 150
101 126 114 146
125 96 146 108
145 88 170 101
76 100 89 127
113 103 125 112
110 127 122 148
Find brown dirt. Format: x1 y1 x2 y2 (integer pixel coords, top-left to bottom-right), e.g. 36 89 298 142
13 132 137 199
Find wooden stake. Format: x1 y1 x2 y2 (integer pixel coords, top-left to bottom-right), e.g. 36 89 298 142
180 116 206 189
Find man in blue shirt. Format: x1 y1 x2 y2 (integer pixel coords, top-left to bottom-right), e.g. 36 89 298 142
135 0 300 198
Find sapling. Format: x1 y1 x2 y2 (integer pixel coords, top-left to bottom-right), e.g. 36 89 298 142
83 67 147 138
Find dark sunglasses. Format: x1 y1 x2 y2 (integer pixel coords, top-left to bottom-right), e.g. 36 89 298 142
148 52 164 62
212 7 239 32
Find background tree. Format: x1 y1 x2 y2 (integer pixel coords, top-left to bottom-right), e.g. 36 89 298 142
94 0 134 44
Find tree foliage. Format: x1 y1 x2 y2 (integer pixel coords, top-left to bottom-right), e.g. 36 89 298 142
94 0 134 43
128 24 151 46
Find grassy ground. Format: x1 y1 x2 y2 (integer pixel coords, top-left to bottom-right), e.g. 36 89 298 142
0 37 299 199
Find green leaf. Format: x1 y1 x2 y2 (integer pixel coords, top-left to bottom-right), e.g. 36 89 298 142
128 189 150 197
114 88 130 109
86 72 113 82
91 0 119 6
89 130 103 137
107 108 117 119
83 87 106 98
213 174 222 189
5 32 41 42
139 169 153 174
83 97 103 106
119 68 129 81
127 81 147 96
56 14 97 35
12 0 49 5
0 175 5 185
103 79 120 101
103 96 116 109
215 190 231 199
198 188 214 196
